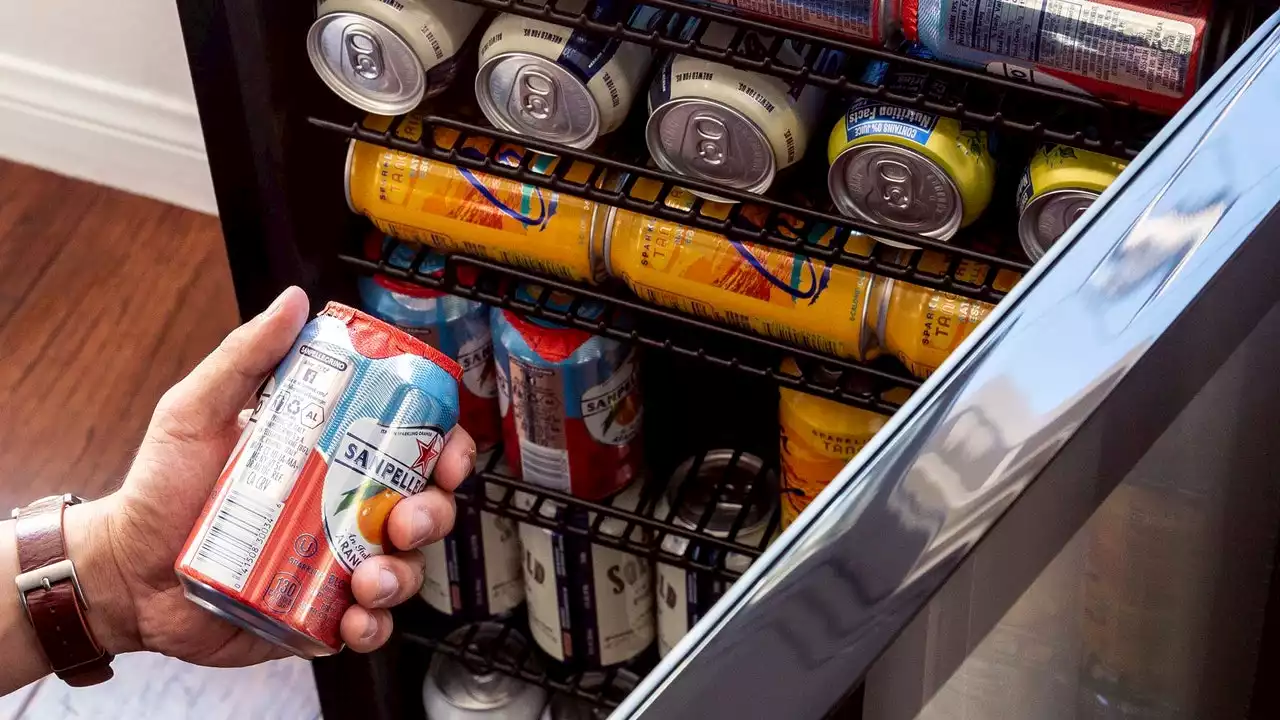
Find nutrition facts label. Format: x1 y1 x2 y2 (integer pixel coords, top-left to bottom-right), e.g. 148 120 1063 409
188 343 353 591
946 0 1196 97
510 358 571 491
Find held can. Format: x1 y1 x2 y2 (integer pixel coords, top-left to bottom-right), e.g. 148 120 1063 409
778 357 889 528
491 291 644 501
684 0 898 46
902 0 1210 115
867 277 994 379
307 0 484 114
422 623 548 719
518 482 655 668
541 670 641 719
604 207 880 362
646 27 836 201
654 451 778 657
475 3 659 148
176 303 461 657
1016 145 1128 261
345 116 610 283
358 237 502 452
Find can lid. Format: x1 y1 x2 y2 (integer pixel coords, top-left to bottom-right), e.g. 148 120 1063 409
1018 188 1098 261
646 99 775 198
828 142 963 248
426 624 544 712
476 52 600 149
665 450 777 538
307 13 425 116
320 302 463 380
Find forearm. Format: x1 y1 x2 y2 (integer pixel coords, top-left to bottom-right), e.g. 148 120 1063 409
0 501 136 695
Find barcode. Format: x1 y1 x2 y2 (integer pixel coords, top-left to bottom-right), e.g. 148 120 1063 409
519 439 571 492
190 489 282 591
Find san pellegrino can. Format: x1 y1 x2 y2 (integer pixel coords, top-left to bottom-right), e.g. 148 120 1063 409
422 623 547 719
518 483 655 668
177 303 461 657
491 289 644 501
1017 145 1128 261
902 0 1211 115
685 0 899 46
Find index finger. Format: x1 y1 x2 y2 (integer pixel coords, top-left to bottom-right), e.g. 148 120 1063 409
432 426 476 493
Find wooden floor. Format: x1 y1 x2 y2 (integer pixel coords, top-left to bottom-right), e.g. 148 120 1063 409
0 160 320 718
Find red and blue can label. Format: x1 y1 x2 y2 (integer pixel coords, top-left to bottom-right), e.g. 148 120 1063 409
176 302 461 656
491 290 644 500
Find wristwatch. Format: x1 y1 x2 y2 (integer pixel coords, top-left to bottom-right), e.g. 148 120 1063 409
12 494 114 686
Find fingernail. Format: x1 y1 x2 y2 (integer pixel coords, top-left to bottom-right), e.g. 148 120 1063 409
264 287 295 318
360 613 379 641
462 449 477 478
410 506 436 547
375 567 398 603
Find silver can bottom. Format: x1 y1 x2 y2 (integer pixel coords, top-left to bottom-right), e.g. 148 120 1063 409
179 575 338 659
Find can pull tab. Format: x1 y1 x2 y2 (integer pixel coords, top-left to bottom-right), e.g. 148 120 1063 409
689 114 727 167
344 25 384 81
875 158 914 211
510 66 569 133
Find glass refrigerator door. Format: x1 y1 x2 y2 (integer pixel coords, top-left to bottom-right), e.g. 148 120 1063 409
615 11 1280 720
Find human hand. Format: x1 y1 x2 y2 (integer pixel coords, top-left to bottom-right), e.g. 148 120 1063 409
67 287 476 666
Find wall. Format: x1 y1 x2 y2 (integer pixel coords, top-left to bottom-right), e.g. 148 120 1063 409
0 2 216 214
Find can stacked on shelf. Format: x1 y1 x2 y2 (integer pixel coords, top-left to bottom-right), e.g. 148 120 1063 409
1017 145 1128 261
422 624 548 720
541 670 641 719
685 0 899 47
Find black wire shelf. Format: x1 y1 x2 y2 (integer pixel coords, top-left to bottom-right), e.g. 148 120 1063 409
313 113 1030 306
339 235 920 413
448 0 1170 158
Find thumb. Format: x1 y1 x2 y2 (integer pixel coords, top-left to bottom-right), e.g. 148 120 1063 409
152 286 311 439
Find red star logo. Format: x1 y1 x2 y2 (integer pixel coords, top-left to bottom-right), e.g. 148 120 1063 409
411 435 442 475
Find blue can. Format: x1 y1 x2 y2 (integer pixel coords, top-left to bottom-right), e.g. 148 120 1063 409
491 287 644 500
358 238 502 453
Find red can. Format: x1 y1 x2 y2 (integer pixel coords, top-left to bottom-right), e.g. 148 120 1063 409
175 303 461 657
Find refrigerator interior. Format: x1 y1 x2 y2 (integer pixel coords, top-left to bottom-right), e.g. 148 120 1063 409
171 0 1280 717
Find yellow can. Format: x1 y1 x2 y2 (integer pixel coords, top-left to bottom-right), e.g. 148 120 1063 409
346 115 609 283
603 207 880 361
779 358 890 528
868 278 995 379
1017 145 1128 261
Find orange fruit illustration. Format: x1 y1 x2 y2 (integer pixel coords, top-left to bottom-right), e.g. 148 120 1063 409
357 488 401 546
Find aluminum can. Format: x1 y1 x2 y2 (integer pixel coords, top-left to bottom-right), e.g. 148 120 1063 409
422 623 547 719
540 670 641 719
345 115 611 283
867 276 994 379
358 237 502 452
778 357 889 528
475 3 660 148
307 0 484 114
517 482 655 668
902 0 1211 115
1017 145 1128 261
684 0 898 45
828 51 996 247
176 303 461 657
604 205 879 361
491 291 644 500
646 27 837 201
654 451 778 657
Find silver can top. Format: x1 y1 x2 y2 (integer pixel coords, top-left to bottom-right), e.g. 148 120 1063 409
664 450 777 539
542 670 642 720
476 52 600 149
1018 188 1098 261
646 99 775 201
828 142 963 248
307 13 425 116
425 624 546 713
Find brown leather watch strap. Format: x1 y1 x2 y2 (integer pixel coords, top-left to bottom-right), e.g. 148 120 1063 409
14 495 114 686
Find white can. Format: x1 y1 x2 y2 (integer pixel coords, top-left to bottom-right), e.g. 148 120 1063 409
518 482 655 667
419 455 525 620
646 25 837 201
308 0 484 115
654 451 778 657
475 1 660 148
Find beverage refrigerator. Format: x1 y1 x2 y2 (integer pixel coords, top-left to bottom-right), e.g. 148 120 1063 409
173 0 1280 717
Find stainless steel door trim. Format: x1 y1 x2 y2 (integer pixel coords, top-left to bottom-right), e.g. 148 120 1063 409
617 11 1280 720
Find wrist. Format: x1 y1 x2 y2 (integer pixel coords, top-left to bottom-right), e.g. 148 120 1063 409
63 498 141 657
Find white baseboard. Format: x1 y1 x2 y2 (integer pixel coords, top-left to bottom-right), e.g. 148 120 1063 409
0 52 217 215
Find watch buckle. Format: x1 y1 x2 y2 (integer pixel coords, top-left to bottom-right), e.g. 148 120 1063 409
15 559 88 614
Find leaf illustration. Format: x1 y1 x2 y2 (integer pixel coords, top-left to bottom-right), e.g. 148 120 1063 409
334 482 385 515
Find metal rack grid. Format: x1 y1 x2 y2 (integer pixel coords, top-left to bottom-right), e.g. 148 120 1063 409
447 0 1170 158
314 113 1030 306
340 235 920 414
